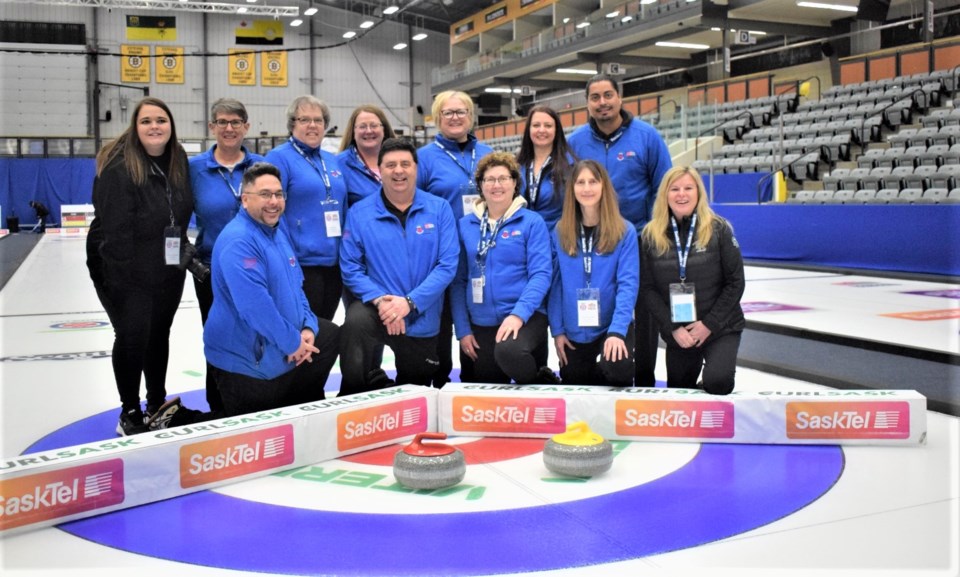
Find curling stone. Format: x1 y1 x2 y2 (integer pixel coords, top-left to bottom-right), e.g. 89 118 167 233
543 422 613 478
393 432 466 490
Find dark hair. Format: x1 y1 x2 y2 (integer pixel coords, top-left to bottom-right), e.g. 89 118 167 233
585 74 620 97
338 105 396 153
95 96 188 190
516 105 576 209
378 137 418 166
242 162 282 190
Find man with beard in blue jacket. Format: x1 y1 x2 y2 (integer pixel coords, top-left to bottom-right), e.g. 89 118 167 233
204 162 340 416
568 74 673 388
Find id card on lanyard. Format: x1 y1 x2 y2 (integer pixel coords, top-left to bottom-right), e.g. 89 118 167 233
473 209 504 304
151 161 181 266
291 138 341 237
525 156 551 209
669 214 697 323
435 141 479 215
576 224 599 326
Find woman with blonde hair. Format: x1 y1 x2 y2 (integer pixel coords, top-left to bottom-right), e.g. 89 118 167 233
640 166 745 395
549 160 638 385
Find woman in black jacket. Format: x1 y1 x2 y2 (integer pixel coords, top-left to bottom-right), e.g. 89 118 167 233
640 166 745 395
87 97 195 435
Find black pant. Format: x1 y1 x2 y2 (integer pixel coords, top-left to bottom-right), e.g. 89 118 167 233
460 312 548 384
559 324 635 387
213 321 339 416
95 272 185 413
339 301 439 396
302 264 343 321
635 239 659 387
433 292 454 387
665 331 741 395
193 274 223 413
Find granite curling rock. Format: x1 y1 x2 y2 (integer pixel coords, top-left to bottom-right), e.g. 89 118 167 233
543 422 613 478
393 432 466 490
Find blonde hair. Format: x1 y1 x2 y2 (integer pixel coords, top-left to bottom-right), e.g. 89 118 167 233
431 91 475 133
556 160 627 256
642 166 718 256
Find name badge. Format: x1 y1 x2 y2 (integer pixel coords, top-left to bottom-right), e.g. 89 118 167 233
669 283 696 323
576 287 600 327
472 277 484 304
164 226 181 266
322 199 341 238
461 194 480 217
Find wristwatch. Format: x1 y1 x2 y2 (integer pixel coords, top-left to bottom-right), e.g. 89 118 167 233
405 296 416 312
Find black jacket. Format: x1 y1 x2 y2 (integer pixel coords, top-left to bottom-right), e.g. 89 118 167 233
86 152 194 291
641 216 745 343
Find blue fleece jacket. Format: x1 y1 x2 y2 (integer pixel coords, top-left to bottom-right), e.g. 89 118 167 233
204 208 319 380
416 133 493 219
265 137 348 267
189 145 266 263
340 190 460 338
451 200 552 338
548 219 639 343
516 153 575 231
336 146 382 207
568 112 672 234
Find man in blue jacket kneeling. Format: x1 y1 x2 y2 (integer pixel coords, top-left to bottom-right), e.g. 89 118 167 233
203 162 340 416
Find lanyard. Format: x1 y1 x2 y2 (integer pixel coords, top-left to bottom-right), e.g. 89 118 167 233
354 146 381 184
434 140 476 179
150 161 176 227
579 223 594 288
217 167 242 201
670 214 697 283
475 207 505 278
525 156 551 208
289 137 332 199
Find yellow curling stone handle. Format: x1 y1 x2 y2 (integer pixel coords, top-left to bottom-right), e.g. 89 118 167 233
551 422 606 447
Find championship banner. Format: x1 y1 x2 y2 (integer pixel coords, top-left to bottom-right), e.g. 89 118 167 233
155 46 184 84
439 384 928 446
0 386 437 535
126 15 177 41
228 49 256 86
261 51 288 87
120 45 150 83
235 20 283 45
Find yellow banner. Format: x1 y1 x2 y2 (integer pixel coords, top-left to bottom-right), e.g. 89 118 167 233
261 51 287 87
126 15 177 41
120 45 150 83
228 49 256 86
235 20 284 45
155 46 184 84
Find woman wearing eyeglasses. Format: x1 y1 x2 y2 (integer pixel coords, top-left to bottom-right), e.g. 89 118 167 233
549 160 638 386
450 152 556 384
86 97 200 435
516 105 577 231
416 91 494 386
337 105 396 207
189 98 265 414
266 95 348 322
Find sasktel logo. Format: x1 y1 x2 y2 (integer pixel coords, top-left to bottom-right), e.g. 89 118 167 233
337 398 428 452
452 397 566 434
180 425 294 489
786 402 910 439
615 400 735 438
0 460 124 531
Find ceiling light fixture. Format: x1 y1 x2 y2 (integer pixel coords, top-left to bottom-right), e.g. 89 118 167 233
606 11 619 18
621 15 632 23
343 30 357 38
383 5 399 14
796 1 858 12
360 20 375 28
304 7 317 15
576 21 590 29
556 68 598 75
393 42 407 50
656 41 710 49
290 18 303 26
412 32 428 41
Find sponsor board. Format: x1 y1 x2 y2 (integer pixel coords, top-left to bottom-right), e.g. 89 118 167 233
786 402 910 440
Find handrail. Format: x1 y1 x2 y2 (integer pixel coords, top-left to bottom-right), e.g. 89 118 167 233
857 87 928 156
694 110 755 161
755 151 821 205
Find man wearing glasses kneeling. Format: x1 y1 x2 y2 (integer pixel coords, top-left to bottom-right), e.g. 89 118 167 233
203 162 340 416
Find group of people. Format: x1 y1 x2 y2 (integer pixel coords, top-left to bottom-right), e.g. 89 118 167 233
85 74 746 437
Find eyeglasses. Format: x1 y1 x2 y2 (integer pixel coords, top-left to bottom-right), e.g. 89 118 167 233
440 109 468 119
482 176 513 186
295 117 325 126
356 123 383 132
245 190 286 201
213 119 245 128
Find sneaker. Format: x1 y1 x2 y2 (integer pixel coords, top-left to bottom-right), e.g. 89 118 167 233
167 405 206 428
536 366 561 385
116 407 148 436
146 397 182 431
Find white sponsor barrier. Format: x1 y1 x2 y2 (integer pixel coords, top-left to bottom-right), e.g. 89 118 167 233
0 385 437 535
58 203 95 235
439 384 927 446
